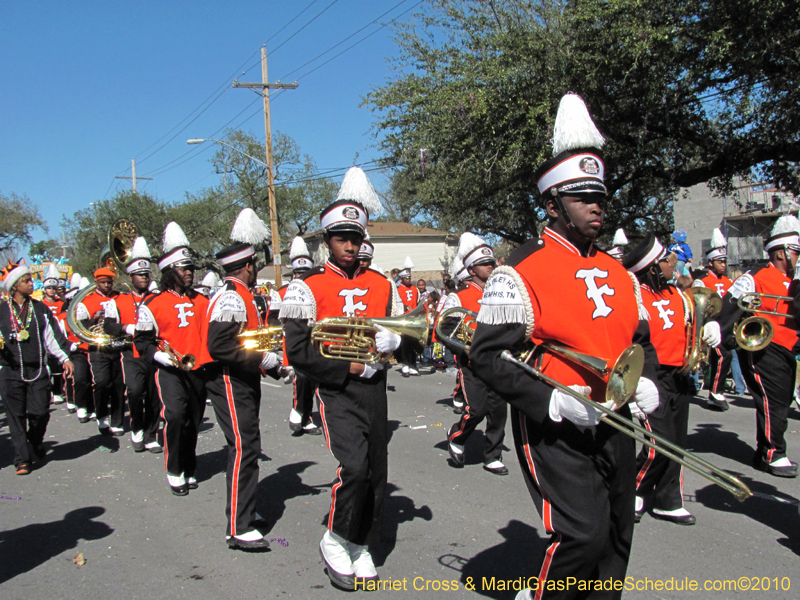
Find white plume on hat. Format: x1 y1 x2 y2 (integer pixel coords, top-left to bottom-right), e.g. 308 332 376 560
129 237 151 260
69 273 82 288
163 222 190 253
457 232 487 260
771 215 800 238
79 276 90 289
201 271 219 288
44 263 60 280
290 236 310 260
336 167 383 216
612 229 628 247
364 232 371 241
231 208 269 244
710 228 727 249
552 94 605 156
149 281 158 291
403 256 415 270
451 254 465 280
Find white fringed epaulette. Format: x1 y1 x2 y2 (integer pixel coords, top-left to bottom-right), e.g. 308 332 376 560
476 266 534 339
75 302 90 321
442 292 462 311
103 300 120 320
678 288 691 324
728 272 756 299
209 290 247 324
627 272 649 321
136 305 158 333
278 280 317 323
388 277 400 317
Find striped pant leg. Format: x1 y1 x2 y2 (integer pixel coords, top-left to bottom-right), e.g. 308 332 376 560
704 346 732 395
293 372 316 424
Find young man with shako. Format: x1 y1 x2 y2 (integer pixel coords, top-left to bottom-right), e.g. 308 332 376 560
280 167 399 590
41 264 67 406
0 265 73 474
624 234 722 526
280 236 322 437
717 215 800 478
75 267 126 436
134 222 210 495
693 229 735 411
441 232 508 476
102 237 161 454
469 94 660 600
205 208 282 550
396 257 420 376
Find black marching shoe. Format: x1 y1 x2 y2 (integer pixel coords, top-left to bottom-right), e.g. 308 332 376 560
753 454 799 478
227 531 271 552
483 461 509 476
170 483 188 496
651 508 696 526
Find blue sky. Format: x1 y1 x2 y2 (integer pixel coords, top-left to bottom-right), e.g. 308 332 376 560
0 0 421 252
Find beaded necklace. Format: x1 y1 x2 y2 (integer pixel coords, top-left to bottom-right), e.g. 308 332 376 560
11 299 44 382
10 298 33 342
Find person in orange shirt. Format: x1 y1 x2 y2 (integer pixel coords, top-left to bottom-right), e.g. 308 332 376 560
718 216 800 478
41 264 66 406
396 256 420 376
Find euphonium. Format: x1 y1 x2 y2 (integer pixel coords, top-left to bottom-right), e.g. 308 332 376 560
435 306 477 347
238 326 284 352
679 287 722 374
311 303 429 364
66 219 139 348
157 339 196 371
735 292 792 352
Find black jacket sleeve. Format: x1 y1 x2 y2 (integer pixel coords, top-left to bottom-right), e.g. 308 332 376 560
283 317 351 388
718 291 745 352
133 327 157 363
208 321 263 371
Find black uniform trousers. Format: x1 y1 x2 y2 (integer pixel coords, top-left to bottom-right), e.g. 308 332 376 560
740 343 795 463
154 367 206 478
48 355 64 397
703 346 732 396
87 349 124 427
448 364 507 463
0 366 51 467
398 337 417 369
67 351 93 415
635 365 692 511
207 366 262 537
293 371 316 423
451 370 465 407
318 374 388 546
121 350 159 443
511 408 635 600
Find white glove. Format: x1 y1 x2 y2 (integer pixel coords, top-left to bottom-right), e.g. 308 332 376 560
279 365 295 383
633 377 660 415
360 362 385 379
628 401 645 420
125 324 136 336
154 351 175 367
70 343 79 353
701 321 721 348
549 385 600 427
374 325 402 353
261 352 280 370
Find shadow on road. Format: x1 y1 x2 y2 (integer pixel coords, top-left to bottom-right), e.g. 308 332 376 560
438 519 546 599
0 506 114 584
687 423 754 467
373 482 433 566
257 460 322 532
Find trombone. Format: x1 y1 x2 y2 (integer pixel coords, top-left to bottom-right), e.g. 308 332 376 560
735 292 793 352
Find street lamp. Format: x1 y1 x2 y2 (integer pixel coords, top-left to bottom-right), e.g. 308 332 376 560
187 138 282 285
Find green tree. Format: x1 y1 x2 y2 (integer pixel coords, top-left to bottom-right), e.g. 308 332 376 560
366 0 800 246
0 192 47 256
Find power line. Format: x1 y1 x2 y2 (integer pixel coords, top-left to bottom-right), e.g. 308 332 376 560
270 0 341 55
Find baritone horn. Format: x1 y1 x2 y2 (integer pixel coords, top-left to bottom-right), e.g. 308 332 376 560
500 351 752 501
735 292 793 352
311 303 429 364
238 326 284 352
679 287 722 374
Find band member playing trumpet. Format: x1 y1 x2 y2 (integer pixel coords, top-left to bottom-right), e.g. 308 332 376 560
280 168 395 590
469 94 660 600
205 208 280 550
134 222 210 496
0 264 73 474
624 234 721 526
718 216 800 478
103 237 161 453
441 232 508 475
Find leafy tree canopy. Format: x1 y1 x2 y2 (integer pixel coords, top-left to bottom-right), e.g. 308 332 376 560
0 191 47 257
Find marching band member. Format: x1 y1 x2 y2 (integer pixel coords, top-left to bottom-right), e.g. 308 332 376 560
397 256 420 376
103 237 161 453
194 271 219 298
76 267 125 436
205 208 280 550
42 264 66 405
280 167 395 590
134 222 211 495
283 236 321 436
58 273 83 414
694 229 734 410
443 255 469 413
0 264 73 474
358 234 374 269
624 234 720 525
606 228 628 263
717 215 800 478
62 276 94 422
441 233 508 475
469 94 660 600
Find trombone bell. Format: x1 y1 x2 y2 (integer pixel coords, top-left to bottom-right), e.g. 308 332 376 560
735 315 774 352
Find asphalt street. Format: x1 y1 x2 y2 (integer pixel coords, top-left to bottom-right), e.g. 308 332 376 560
1 366 798 599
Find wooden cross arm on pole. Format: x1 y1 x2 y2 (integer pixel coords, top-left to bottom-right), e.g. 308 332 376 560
232 81 299 90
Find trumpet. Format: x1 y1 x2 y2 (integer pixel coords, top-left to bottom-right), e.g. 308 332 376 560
157 339 196 371
238 326 284 352
311 304 429 364
500 351 752 501
735 292 793 352
679 287 722 374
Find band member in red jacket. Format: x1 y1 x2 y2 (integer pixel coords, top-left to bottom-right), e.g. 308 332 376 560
41 264 66 406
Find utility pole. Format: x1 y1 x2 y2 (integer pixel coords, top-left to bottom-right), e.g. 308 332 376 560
233 46 298 285
115 158 153 193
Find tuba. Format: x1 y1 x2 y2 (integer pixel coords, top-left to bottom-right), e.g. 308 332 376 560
238 326 284 352
679 287 722 374
66 220 139 348
735 292 793 352
310 303 429 364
